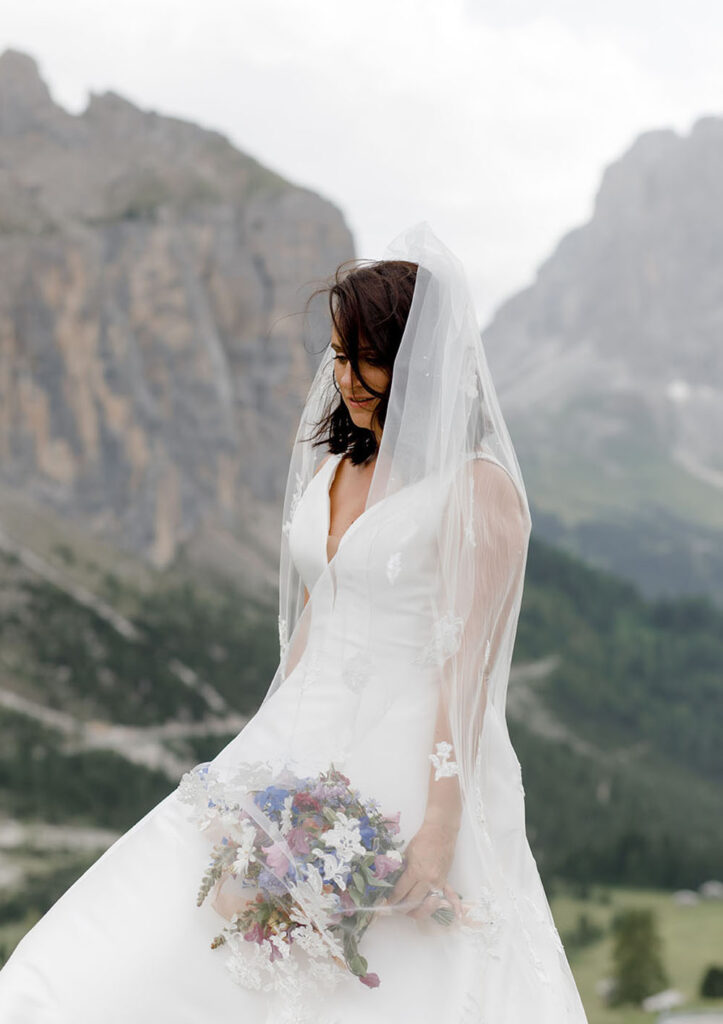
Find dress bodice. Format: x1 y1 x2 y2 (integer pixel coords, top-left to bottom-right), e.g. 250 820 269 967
287 452 448 688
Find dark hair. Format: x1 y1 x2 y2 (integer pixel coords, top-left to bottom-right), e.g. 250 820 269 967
304 258 418 466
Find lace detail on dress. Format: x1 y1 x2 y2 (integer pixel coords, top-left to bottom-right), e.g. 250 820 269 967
341 650 374 693
414 610 464 667
386 550 402 584
429 740 460 781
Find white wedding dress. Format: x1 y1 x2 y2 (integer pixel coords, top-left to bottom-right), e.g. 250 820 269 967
0 451 589 1024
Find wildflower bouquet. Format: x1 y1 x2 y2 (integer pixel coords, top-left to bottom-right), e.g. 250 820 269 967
178 761 416 991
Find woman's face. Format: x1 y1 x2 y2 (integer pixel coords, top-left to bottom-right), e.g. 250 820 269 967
331 325 390 432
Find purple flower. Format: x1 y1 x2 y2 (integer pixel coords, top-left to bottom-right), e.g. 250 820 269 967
287 826 311 855
258 868 287 894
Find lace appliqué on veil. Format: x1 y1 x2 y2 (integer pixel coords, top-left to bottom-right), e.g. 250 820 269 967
429 740 460 781
505 883 551 985
278 615 289 665
457 991 489 1024
414 610 464 667
281 471 305 537
459 885 504 960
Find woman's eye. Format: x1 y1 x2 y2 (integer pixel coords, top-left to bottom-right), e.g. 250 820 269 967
334 354 348 364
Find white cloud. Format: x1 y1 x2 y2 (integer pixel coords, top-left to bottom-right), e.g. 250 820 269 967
1 0 722 326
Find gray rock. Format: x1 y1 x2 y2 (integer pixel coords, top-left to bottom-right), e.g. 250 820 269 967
482 117 723 603
0 48 353 587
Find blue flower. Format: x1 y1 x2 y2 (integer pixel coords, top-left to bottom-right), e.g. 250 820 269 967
359 815 376 850
254 786 290 813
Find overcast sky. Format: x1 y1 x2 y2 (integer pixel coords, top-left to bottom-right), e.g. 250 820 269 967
2 0 722 326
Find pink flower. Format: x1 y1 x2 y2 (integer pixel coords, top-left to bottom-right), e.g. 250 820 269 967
286 826 311 855
382 811 401 835
360 972 380 988
372 854 402 880
243 922 265 945
264 843 290 877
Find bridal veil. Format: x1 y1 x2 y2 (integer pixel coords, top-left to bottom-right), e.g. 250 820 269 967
179 220 589 1020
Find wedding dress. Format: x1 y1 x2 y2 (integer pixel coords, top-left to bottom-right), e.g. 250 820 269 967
0 223 590 1024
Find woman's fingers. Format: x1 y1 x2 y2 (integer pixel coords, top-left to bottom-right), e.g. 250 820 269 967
386 868 415 906
408 888 443 920
443 883 464 919
385 869 459 921
402 879 434 916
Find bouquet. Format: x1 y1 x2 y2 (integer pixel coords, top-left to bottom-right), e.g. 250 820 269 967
178 761 448 992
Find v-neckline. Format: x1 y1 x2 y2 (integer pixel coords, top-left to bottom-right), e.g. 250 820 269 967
322 452 377 568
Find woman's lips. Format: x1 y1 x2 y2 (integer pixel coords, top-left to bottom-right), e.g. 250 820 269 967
347 395 373 407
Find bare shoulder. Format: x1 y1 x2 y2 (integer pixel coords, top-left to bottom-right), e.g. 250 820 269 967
468 455 526 518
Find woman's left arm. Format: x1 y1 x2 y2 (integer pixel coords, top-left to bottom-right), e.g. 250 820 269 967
385 456 529 921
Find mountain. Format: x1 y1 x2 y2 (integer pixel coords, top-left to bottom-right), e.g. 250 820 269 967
482 117 723 605
0 48 353 596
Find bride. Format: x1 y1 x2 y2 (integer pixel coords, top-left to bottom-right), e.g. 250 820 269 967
0 222 589 1023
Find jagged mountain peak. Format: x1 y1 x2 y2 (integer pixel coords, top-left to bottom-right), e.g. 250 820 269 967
0 48 66 136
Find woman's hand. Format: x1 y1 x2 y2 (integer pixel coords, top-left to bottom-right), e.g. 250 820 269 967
384 818 462 921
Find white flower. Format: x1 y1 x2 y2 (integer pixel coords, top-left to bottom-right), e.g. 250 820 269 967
289 864 339 930
231 819 258 875
310 849 351 890
429 740 461 781
320 813 366 864
292 924 329 959
280 794 294 837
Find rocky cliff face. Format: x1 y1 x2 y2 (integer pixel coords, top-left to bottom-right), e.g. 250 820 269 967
0 48 353 582
482 117 723 603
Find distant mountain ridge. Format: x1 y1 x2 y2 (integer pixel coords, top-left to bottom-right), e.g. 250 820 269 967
0 47 352 586
483 117 723 604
